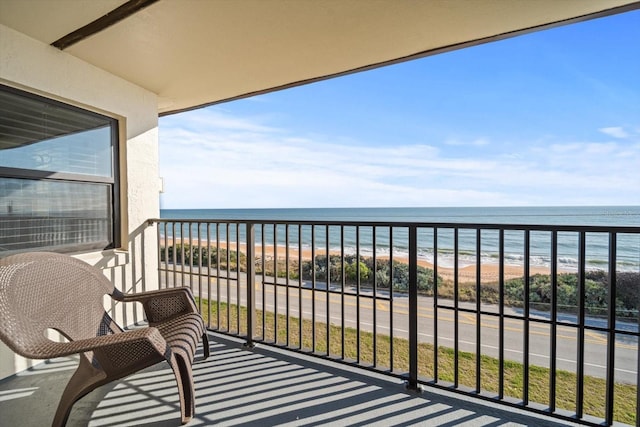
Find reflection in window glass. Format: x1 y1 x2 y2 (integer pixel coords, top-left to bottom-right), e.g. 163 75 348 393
0 178 112 252
0 126 113 177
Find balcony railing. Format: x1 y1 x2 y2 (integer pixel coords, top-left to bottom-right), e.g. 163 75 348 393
149 218 640 427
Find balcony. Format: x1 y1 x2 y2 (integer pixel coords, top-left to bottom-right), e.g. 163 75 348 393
1 216 638 426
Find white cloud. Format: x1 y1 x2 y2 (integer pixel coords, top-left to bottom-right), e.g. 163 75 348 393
444 137 490 147
598 127 629 139
159 110 640 208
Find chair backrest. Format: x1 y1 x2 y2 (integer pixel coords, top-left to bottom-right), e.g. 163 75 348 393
0 252 119 359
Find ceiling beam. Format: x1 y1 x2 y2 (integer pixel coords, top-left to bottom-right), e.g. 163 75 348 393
51 0 158 50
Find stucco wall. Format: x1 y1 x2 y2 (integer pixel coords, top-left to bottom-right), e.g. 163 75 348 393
0 24 161 379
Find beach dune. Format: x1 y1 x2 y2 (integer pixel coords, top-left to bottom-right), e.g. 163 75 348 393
161 238 552 283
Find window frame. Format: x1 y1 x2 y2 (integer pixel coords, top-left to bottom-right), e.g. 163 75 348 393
0 84 121 254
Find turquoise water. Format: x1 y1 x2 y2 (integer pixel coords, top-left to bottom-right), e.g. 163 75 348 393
160 206 640 271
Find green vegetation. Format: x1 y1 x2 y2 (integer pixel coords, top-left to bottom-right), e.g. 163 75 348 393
435 271 639 318
160 244 442 292
503 271 639 318
198 299 638 425
162 244 247 272
300 254 441 293
163 244 639 318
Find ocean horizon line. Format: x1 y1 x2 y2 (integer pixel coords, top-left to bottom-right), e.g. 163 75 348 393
160 205 640 227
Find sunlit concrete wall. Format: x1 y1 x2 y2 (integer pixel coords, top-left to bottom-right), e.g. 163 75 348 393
0 24 161 379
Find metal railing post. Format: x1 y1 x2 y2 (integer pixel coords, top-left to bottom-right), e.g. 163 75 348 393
155 220 162 290
245 222 256 348
605 232 617 426
406 225 421 391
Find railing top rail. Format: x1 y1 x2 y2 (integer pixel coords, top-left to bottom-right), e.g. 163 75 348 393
147 218 640 233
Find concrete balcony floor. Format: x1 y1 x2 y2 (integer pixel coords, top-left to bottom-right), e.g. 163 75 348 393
0 332 582 427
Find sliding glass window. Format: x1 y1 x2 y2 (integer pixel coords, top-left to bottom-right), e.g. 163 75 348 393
0 85 119 254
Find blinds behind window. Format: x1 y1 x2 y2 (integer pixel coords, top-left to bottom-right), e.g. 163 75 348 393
0 85 118 254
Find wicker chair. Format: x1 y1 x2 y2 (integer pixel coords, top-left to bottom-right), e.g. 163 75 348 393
0 252 209 426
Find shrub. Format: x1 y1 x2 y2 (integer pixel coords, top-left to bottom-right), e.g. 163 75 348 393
616 272 640 315
503 271 639 317
160 244 247 271
300 254 442 293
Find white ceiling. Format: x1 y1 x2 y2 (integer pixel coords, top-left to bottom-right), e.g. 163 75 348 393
1 0 639 115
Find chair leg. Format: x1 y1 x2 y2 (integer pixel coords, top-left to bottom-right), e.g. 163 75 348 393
52 357 106 427
202 333 210 360
170 353 196 424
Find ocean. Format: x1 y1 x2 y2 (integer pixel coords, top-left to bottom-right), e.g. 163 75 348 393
160 206 640 272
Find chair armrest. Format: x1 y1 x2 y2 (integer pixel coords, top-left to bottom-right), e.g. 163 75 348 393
114 287 200 324
44 328 167 360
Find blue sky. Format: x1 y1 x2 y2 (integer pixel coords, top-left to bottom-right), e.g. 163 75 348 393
160 10 640 209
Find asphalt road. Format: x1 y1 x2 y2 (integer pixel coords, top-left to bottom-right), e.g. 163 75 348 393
163 269 638 384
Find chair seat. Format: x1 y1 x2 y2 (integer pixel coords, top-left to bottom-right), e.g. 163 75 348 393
155 312 207 363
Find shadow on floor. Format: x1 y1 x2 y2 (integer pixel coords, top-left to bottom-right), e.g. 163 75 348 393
0 332 580 426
